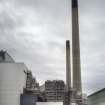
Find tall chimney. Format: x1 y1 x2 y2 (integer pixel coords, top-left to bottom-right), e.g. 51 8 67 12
72 0 82 92
66 40 71 91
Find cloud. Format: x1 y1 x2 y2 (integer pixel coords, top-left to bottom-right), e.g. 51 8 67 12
0 0 105 95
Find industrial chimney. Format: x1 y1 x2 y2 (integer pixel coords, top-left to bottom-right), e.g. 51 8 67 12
66 40 71 91
72 0 82 93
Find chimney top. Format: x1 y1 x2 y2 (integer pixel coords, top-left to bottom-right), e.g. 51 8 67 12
66 40 70 48
72 0 78 8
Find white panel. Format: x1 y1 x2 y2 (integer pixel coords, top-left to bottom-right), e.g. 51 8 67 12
0 63 27 105
36 102 63 105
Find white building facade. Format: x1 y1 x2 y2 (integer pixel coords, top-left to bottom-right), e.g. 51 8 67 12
0 51 27 105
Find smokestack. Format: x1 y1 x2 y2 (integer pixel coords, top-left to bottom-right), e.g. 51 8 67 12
66 40 71 91
72 0 82 92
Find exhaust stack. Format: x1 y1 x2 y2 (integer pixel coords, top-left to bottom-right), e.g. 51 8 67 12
66 40 71 91
72 0 82 92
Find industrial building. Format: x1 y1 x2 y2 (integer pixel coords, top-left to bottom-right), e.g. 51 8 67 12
88 88 105 105
45 80 65 102
21 70 41 105
0 50 27 105
25 70 39 92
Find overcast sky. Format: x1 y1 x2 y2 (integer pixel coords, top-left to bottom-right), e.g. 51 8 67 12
0 0 105 95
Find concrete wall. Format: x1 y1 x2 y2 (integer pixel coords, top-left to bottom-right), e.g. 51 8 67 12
0 63 27 105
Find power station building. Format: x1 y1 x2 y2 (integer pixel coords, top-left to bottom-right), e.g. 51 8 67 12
45 80 65 102
88 88 105 105
0 50 27 105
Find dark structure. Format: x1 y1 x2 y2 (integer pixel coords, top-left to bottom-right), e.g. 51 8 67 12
0 50 5 61
0 50 14 62
20 94 37 105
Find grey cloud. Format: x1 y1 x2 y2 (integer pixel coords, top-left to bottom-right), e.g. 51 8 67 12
0 0 105 95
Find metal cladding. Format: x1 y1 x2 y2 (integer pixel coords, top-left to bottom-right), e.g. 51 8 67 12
72 0 82 92
66 40 71 91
